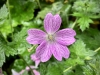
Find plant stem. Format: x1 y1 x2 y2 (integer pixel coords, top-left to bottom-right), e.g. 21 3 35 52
19 55 34 75
35 0 41 9
94 47 100 52
7 0 13 39
63 66 72 72
71 18 78 29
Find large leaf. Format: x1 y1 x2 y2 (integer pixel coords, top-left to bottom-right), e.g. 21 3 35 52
46 63 62 75
65 40 95 66
9 0 35 25
76 28 100 50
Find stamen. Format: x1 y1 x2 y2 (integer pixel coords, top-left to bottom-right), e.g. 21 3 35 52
48 35 53 40
47 34 55 41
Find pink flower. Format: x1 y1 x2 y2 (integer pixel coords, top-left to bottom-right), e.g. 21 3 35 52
12 66 40 75
26 13 76 62
31 54 40 68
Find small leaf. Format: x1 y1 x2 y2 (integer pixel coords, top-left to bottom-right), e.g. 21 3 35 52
0 51 5 67
36 7 51 19
13 59 26 72
77 17 93 31
0 4 8 19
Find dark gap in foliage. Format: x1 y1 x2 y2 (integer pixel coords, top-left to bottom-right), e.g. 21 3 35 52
72 69 76 73
7 25 23 42
14 25 23 33
0 0 6 7
97 21 100 30
2 55 20 75
7 33 13 42
34 8 40 17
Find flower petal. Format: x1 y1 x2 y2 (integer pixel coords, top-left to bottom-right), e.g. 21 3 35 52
44 13 61 33
31 54 40 68
56 28 76 46
33 70 40 75
12 69 20 75
36 41 52 62
26 66 37 71
51 43 70 61
26 29 46 44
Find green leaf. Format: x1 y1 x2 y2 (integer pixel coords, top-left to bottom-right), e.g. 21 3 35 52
12 27 31 55
76 28 100 50
9 0 35 25
0 51 5 67
0 4 8 26
72 12 83 17
82 65 94 75
13 59 26 72
72 0 100 13
66 57 85 66
46 63 62 75
77 17 93 31
89 55 100 75
0 4 8 19
66 40 95 66
70 40 95 58
36 2 63 19
21 71 29 75
0 27 31 57
36 7 51 19
0 20 13 39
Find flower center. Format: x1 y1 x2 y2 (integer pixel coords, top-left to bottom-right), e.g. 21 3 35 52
47 34 55 41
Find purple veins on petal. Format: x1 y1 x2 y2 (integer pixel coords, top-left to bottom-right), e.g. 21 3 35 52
44 13 62 33
56 28 76 46
36 41 52 62
51 42 70 61
26 29 46 44
26 13 76 62
31 54 40 68
36 41 70 62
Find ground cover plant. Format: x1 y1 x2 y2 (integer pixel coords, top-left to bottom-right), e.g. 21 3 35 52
0 0 100 75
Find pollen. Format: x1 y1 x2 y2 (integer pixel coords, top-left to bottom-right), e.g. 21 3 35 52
47 34 55 41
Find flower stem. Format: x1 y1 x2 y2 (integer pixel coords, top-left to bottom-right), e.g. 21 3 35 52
94 47 100 52
35 0 41 9
19 55 34 75
71 18 78 29
63 66 72 72
0 68 3 74
7 0 13 39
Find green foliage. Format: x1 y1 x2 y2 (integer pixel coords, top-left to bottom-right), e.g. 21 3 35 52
77 17 93 31
72 0 100 13
9 0 35 25
0 51 5 67
46 63 62 75
0 4 9 38
13 59 26 72
66 40 95 66
72 0 100 31
0 4 8 19
21 71 29 75
89 55 100 75
76 28 100 50
0 0 100 75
